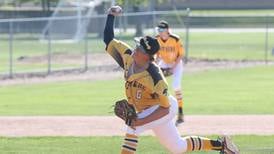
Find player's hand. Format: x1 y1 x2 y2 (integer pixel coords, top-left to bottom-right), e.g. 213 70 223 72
108 5 122 16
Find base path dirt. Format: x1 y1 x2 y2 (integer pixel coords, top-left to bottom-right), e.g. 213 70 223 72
0 115 273 137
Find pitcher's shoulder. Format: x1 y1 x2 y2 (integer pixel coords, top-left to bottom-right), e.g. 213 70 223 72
147 63 163 86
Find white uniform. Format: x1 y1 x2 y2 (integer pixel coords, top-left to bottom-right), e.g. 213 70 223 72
156 33 184 91
158 60 183 91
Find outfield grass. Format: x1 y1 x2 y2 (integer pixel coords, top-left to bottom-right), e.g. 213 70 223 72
1 31 274 74
188 32 274 60
1 32 274 60
0 37 93 74
0 33 137 74
0 65 273 115
0 135 273 154
182 65 274 114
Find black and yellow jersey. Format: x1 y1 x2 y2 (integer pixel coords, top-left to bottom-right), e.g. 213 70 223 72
106 39 170 112
156 34 184 64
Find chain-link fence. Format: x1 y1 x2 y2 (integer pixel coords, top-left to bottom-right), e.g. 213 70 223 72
1 10 274 78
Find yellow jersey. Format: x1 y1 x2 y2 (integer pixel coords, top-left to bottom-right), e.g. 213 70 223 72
156 34 184 64
106 39 170 112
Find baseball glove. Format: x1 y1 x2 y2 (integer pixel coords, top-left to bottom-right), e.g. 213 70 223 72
114 99 137 126
161 68 173 77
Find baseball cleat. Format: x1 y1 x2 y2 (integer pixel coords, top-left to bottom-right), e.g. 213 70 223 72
219 136 240 154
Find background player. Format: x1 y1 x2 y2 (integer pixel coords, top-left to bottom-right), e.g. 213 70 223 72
103 5 239 154
155 20 185 125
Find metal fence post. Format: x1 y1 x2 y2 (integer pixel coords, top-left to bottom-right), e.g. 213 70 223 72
123 0 129 32
184 8 190 64
265 15 269 64
8 20 13 78
152 11 156 35
118 15 123 39
47 23 52 74
84 29 88 71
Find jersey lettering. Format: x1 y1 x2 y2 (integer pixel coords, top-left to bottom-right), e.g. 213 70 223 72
136 90 142 100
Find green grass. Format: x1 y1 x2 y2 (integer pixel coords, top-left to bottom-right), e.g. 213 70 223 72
0 79 124 115
0 65 273 115
188 32 274 60
0 34 105 74
182 65 274 114
0 135 273 154
2 32 274 60
1 31 274 74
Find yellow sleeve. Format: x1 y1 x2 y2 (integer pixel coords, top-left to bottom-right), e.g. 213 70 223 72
159 94 170 108
154 80 170 108
106 39 132 69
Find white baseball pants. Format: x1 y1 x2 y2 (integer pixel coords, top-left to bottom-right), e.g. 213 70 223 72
126 95 187 154
158 59 183 91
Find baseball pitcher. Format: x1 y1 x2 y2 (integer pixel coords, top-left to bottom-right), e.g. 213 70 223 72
103 6 239 154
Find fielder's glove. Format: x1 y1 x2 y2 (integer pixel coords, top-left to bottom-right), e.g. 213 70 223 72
161 68 173 77
114 99 137 127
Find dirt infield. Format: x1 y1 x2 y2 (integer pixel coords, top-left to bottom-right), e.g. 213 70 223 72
0 115 273 137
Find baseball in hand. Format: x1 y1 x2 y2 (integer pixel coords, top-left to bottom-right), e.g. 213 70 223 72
109 5 122 15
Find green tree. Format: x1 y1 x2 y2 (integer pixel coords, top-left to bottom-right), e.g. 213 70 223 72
40 0 59 12
115 0 169 36
16 0 58 12
116 0 150 36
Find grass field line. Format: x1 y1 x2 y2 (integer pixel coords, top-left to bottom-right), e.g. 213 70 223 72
0 115 273 137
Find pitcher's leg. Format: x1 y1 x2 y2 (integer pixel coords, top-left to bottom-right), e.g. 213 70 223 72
122 96 180 153
152 120 226 154
152 120 187 154
120 133 138 154
183 136 222 152
130 95 177 135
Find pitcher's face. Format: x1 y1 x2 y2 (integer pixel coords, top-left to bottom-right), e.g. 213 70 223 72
132 47 149 63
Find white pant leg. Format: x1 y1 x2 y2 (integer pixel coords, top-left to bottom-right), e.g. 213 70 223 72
152 120 187 154
158 59 183 91
126 95 178 135
172 60 183 90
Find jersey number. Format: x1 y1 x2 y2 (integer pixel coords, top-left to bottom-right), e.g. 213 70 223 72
136 90 142 100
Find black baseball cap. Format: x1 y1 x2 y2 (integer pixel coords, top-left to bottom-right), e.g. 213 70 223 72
157 20 169 29
134 36 160 56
